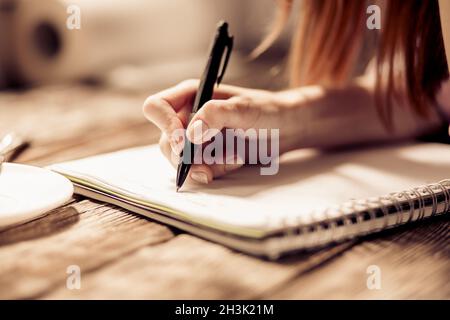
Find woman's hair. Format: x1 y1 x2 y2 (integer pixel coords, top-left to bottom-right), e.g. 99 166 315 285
254 0 449 127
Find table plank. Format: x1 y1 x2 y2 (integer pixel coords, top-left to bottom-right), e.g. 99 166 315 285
268 216 450 299
43 235 353 299
0 86 158 166
0 200 174 299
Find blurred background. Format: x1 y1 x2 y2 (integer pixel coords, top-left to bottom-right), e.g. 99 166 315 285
0 0 294 91
0 0 297 165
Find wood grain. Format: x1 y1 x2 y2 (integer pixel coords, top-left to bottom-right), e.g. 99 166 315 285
0 86 158 166
269 216 450 299
0 67 448 299
0 200 174 299
43 236 353 299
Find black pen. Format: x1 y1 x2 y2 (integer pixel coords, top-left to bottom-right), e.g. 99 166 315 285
176 21 233 191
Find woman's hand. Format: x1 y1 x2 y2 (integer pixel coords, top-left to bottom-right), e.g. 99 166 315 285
142 79 302 184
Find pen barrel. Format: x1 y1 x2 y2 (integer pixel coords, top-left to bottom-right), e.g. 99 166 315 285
180 134 197 166
191 23 232 113
176 21 232 190
183 112 196 160
192 52 221 112
176 134 197 188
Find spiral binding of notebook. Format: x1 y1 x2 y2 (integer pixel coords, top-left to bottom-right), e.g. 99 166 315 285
264 179 450 259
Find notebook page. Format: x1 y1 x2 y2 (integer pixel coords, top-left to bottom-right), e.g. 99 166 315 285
50 143 450 237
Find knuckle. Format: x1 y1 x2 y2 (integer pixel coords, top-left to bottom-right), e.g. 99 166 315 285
159 141 165 155
216 100 233 113
142 96 157 114
166 116 181 131
158 136 167 153
235 96 261 126
159 142 169 158
234 96 252 113
202 101 221 118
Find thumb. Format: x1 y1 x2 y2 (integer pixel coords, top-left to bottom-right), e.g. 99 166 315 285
186 97 259 144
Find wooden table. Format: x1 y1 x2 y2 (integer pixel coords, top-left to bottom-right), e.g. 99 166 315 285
0 64 449 299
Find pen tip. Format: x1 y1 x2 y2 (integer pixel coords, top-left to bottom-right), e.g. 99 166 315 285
176 187 180 193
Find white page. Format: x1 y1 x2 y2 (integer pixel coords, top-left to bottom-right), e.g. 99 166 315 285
50 142 450 235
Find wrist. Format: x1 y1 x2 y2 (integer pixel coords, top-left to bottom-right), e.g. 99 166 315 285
273 88 316 152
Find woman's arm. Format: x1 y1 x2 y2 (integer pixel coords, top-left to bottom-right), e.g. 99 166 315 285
144 75 442 183
277 2 449 150
437 0 450 116
439 0 450 66
276 73 442 150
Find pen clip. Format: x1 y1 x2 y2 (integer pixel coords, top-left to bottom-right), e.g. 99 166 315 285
216 36 233 86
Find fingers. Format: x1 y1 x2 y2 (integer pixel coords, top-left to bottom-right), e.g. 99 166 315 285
159 133 243 185
186 96 261 144
147 79 199 112
144 80 199 153
190 151 244 184
189 159 244 184
148 80 253 185
189 164 213 184
143 80 244 153
159 134 180 168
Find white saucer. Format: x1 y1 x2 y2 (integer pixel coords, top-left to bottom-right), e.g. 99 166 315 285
0 163 74 227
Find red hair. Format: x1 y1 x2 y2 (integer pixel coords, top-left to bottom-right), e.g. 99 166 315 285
254 0 449 127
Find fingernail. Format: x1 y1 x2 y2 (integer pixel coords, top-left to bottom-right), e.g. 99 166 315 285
225 163 242 172
189 120 209 143
191 171 209 184
226 154 244 165
224 155 243 172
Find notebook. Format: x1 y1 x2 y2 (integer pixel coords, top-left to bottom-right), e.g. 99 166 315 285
49 142 450 259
